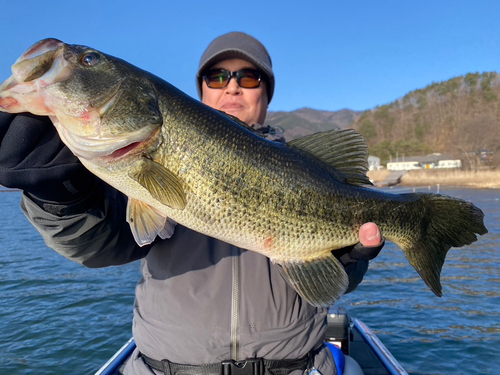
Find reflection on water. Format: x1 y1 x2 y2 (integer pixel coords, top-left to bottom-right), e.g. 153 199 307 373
0 188 499 374
339 187 500 374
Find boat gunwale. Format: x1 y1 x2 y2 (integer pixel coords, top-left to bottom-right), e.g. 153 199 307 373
352 318 408 375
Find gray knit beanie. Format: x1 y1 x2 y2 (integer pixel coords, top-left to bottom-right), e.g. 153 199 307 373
196 32 274 103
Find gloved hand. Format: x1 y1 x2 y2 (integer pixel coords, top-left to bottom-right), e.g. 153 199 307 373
0 112 95 204
335 222 385 266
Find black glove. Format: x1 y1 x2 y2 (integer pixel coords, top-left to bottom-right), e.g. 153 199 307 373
334 238 385 267
0 112 96 204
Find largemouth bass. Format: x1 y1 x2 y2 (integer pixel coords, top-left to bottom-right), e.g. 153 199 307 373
0 39 488 307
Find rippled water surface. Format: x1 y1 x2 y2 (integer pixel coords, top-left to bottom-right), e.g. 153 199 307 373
0 187 499 374
0 191 140 374
339 187 500 375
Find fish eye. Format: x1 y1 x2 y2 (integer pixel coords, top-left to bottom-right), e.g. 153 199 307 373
80 52 100 66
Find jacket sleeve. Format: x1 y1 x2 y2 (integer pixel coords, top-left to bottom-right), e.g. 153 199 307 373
343 259 369 294
20 181 151 268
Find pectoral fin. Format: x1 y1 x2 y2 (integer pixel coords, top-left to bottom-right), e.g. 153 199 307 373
278 253 349 307
128 157 186 209
126 198 177 246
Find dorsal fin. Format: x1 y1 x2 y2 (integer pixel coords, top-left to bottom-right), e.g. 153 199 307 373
288 128 372 186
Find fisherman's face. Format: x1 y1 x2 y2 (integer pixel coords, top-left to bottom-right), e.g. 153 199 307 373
202 58 268 126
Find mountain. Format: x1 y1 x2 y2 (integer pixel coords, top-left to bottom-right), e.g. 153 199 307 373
351 71 500 167
266 108 362 140
266 72 500 168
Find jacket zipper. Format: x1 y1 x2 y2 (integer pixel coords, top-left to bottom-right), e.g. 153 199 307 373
230 247 240 360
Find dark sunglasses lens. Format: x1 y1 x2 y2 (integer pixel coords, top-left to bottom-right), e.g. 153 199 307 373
205 70 230 88
237 69 261 88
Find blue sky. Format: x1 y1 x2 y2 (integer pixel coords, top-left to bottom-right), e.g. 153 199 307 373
1 1 498 112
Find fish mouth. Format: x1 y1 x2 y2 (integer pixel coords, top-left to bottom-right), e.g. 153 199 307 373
109 141 142 158
0 38 68 114
12 38 64 83
16 39 63 62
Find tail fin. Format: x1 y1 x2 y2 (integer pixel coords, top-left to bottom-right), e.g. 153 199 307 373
392 193 487 296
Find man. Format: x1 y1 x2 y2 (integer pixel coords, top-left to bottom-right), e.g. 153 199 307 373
0 32 383 375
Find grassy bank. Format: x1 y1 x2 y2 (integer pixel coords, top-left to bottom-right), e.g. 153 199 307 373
367 169 500 188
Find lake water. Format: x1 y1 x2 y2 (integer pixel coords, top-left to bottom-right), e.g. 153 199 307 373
0 187 498 375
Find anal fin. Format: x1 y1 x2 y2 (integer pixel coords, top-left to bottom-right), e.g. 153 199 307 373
278 254 349 307
126 198 177 246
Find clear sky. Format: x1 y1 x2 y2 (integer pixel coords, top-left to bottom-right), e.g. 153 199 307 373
1 0 498 112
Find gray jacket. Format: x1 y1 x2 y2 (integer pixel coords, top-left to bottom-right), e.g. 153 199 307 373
21 183 368 375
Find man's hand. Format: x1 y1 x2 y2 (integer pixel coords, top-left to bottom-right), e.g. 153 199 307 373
359 222 382 247
335 222 385 266
0 112 95 203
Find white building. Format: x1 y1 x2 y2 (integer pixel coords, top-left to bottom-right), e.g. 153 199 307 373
436 159 462 169
386 154 462 171
386 161 421 171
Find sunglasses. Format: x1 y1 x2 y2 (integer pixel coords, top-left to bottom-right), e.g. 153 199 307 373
203 68 262 89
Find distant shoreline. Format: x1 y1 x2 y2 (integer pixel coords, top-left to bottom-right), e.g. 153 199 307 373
367 169 500 189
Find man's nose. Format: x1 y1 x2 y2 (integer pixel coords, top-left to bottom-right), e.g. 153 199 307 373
224 78 241 94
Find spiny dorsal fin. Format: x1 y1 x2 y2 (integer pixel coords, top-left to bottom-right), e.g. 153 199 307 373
126 198 177 246
288 128 372 186
128 157 186 209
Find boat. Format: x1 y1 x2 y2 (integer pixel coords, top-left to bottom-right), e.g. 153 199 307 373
95 307 408 375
